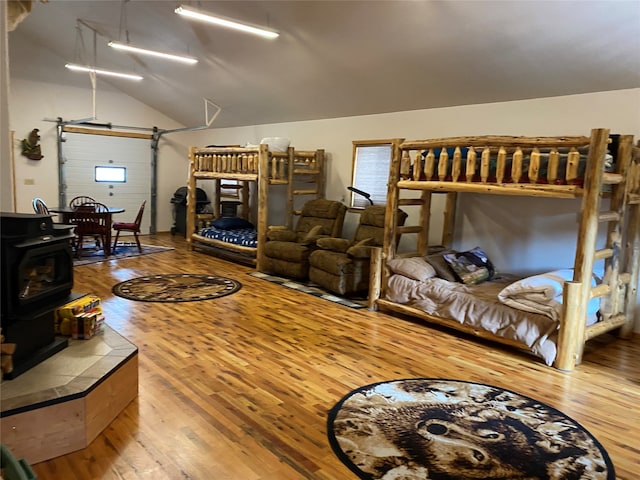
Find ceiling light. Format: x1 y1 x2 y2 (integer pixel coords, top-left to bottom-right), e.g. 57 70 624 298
108 41 198 65
175 5 279 39
65 63 143 81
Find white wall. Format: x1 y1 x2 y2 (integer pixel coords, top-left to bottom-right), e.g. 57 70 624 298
1 1 13 212
7 78 190 232
184 88 640 331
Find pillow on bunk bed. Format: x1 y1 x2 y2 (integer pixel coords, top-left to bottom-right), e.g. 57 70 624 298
443 247 495 285
211 217 255 230
424 250 458 282
497 269 600 324
260 137 290 152
387 256 437 282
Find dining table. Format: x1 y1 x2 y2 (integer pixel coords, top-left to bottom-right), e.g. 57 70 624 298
49 206 125 256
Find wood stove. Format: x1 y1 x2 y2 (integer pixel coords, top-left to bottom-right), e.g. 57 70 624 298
1 213 75 379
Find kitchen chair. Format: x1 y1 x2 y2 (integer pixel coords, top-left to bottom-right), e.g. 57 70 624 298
32 197 51 215
261 199 347 280
70 202 110 258
112 201 146 253
69 196 96 209
308 205 408 296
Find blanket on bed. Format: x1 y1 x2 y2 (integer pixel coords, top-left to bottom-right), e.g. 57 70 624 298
385 274 559 365
198 226 257 248
497 269 600 325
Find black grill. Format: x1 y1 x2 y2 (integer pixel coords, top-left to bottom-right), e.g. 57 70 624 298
170 187 210 236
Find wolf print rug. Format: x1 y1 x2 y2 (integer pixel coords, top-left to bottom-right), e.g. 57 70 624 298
327 379 613 480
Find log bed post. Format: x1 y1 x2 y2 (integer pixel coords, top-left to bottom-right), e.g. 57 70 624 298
620 144 640 338
621 201 639 338
441 191 457 248
368 247 383 311
285 147 294 229
186 146 197 249
256 144 270 271
380 141 404 302
555 281 584 370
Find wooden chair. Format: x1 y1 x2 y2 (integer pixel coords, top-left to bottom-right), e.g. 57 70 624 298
70 202 110 258
112 201 146 253
69 196 96 209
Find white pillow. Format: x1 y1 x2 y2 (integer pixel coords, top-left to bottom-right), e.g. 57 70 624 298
387 257 436 282
260 137 290 152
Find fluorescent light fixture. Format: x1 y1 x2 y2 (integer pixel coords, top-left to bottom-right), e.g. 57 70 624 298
175 5 279 39
65 63 143 80
108 41 198 65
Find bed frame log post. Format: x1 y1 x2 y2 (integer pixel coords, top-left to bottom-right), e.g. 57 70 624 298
418 191 432 256
620 143 640 338
379 141 404 304
368 247 383 311
316 149 326 198
186 146 197 249
285 147 295 229
441 192 457 248
555 281 584 371
621 201 639 338
256 144 270 271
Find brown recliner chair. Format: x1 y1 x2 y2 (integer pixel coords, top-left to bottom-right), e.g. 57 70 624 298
308 205 408 296
262 199 347 280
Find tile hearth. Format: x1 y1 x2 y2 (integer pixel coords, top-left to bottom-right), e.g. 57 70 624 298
0 325 138 464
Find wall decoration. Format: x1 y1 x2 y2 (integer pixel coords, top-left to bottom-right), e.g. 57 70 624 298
21 129 43 160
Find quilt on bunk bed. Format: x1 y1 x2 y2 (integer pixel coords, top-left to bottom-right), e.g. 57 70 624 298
384 252 601 365
197 217 257 249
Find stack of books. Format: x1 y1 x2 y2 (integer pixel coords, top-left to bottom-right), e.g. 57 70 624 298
54 295 105 339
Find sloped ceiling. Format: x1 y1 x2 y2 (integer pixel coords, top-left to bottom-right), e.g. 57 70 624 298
7 0 640 129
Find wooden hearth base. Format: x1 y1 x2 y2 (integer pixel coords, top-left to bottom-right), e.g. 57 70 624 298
0 325 138 465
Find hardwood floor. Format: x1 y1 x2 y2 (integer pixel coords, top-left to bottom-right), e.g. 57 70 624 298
29 233 640 479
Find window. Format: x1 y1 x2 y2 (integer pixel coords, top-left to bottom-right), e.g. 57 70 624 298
95 166 126 183
350 139 403 209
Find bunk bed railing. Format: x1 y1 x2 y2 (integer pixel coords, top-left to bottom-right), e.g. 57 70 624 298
397 135 610 194
190 146 293 183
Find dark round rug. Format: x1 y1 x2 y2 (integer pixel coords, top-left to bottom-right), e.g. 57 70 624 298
112 273 242 302
327 379 613 480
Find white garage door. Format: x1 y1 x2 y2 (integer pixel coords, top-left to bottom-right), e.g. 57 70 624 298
62 132 152 235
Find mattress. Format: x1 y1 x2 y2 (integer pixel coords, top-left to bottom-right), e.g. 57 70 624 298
384 273 559 365
197 226 257 248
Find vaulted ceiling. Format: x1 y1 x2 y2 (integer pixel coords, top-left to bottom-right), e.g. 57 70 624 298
8 0 640 129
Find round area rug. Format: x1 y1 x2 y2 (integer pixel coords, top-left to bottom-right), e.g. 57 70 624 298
327 379 614 480
112 274 242 302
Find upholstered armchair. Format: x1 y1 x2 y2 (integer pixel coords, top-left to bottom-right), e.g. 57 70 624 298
309 205 408 296
261 199 347 280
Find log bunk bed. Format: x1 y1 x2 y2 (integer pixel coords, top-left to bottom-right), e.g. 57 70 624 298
185 144 325 268
369 128 639 370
